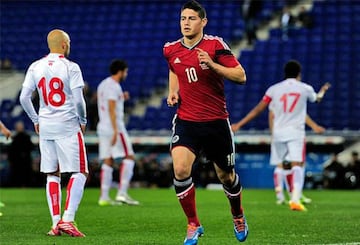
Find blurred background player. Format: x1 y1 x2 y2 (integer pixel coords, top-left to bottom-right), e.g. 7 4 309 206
0 120 11 216
164 1 248 244
96 59 139 206
7 121 35 187
270 109 325 205
20 29 88 237
232 60 330 211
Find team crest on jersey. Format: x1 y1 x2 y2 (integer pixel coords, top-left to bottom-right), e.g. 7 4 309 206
172 135 179 143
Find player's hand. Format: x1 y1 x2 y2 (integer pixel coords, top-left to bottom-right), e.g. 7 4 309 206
80 124 86 133
1 127 11 139
34 123 40 135
111 132 117 146
231 123 241 132
167 92 179 107
123 91 130 101
195 47 213 66
313 125 325 134
321 82 331 92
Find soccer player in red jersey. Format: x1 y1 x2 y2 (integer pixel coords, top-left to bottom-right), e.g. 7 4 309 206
163 1 248 244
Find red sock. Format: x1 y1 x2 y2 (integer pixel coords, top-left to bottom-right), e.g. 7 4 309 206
175 179 200 226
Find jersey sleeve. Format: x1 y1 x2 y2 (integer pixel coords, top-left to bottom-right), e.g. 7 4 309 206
163 43 175 72
262 87 273 104
305 84 317 102
22 63 37 90
69 62 85 90
214 38 240 68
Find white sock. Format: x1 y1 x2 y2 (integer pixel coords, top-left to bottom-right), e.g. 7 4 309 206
117 159 135 196
273 167 284 201
300 165 306 191
100 164 113 201
46 175 61 228
62 173 87 222
291 166 303 203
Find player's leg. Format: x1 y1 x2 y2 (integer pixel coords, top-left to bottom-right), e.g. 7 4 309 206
115 157 139 205
287 140 307 211
98 135 115 206
39 139 62 236
171 118 203 245
56 131 88 236
299 162 312 204
208 120 247 242
273 164 285 204
114 131 139 205
270 141 288 204
172 146 203 244
282 161 293 200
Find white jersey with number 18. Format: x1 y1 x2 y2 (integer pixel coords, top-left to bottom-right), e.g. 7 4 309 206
22 53 85 139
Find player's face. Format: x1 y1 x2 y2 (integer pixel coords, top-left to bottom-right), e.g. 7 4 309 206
180 9 207 39
119 68 128 82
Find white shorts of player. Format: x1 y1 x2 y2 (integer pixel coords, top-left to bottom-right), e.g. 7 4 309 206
98 131 134 160
39 131 88 173
270 138 306 166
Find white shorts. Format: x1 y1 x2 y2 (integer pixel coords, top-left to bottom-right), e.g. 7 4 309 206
270 138 306 166
39 131 89 174
98 131 134 160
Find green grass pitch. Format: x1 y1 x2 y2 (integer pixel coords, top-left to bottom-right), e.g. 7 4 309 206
0 188 359 244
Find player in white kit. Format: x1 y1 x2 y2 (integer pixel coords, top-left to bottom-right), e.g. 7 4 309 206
20 29 88 236
232 60 330 211
96 59 139 206
269 108 325 205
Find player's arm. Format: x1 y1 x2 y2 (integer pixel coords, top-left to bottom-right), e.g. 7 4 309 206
316 82 331 102
195 47 246 84
72 87 87 133
231 100 268 132
167 69 179 106
268 110 274 134
305 114 325 134
20 86 39 134
108 99 118 145
0 120 11 139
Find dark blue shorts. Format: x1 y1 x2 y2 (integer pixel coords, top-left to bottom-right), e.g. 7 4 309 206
170 117 235 172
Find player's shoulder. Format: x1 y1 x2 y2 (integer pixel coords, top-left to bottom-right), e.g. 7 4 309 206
203 34 224 42
28 58 43 70
98 77 117 89
203 34 230 49
163 38 183 58
62 57 81 70
164 38 182 49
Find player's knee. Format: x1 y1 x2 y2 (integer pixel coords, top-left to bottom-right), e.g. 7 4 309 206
217 172 234 186
173 165 191 179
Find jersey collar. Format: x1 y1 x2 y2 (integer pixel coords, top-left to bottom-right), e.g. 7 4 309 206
181 34 204 50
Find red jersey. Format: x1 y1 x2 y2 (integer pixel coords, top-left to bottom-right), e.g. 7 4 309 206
163 34 240 122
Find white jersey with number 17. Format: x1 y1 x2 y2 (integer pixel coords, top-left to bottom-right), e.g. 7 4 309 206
263 78 317 141
22 53 85 139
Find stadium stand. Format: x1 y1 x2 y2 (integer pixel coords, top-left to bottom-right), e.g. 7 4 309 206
1 0 291 130
0 0 359 188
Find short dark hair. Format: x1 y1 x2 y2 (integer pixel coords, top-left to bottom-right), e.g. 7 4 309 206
284 60 301 78
181 0 206 19
109 59 128 75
